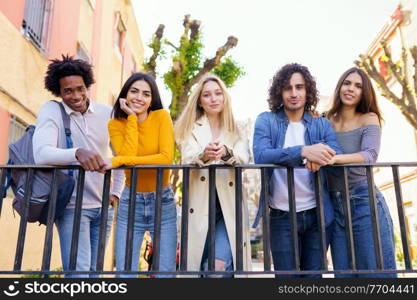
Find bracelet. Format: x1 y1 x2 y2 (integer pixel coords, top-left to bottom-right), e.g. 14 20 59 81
221 146 232 161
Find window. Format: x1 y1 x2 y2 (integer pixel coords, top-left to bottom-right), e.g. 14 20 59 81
6 116 27 161
8 117 27 145
22 0 53 51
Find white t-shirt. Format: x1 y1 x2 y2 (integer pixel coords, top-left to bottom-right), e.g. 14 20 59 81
270 121 316 212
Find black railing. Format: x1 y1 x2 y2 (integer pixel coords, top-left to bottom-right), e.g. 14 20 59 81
0 163 416 277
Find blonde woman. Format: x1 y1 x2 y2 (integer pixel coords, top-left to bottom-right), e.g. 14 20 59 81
174 74 251 276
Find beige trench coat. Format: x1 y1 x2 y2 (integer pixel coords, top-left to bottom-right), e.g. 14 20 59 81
180 115 252 273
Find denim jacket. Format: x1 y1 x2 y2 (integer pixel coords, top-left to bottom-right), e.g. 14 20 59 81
252 107 343 228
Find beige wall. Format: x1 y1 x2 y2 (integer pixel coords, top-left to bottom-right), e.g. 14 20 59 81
0 12 54 123
0 197 62 273
78 0 94 55
0 197 116 274
94 0 144 106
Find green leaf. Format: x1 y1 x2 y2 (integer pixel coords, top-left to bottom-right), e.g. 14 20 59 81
213 56 245 88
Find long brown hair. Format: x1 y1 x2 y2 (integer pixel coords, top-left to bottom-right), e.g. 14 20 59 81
327 67 383 124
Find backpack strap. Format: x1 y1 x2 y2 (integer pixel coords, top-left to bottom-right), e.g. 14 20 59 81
51 100 74 177
3 159 13 198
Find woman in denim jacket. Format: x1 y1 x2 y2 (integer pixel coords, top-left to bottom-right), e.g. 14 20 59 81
326 67 396 277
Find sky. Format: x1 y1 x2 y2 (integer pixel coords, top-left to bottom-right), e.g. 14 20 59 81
132 0 399 121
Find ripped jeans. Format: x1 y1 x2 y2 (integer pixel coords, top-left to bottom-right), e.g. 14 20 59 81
330 183 396 278
200 196 233 278
115 186 177 278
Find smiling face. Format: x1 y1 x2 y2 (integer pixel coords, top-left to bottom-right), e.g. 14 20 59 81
199 80 225 117
59 75 88 113
126 80 152 116
339 72 362 107
282 72 306 113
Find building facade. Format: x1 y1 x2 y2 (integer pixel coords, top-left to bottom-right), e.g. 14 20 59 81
363 1 417 262
0 0 144 272
0 0 144 163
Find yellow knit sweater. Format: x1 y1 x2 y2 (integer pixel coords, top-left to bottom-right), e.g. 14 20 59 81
108 109 174 192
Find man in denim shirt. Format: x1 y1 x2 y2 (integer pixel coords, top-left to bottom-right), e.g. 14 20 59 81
253 63 342 277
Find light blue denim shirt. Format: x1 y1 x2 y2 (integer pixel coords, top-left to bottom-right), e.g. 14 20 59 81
252 107 343 228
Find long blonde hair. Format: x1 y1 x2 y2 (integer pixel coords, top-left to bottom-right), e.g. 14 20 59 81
174 74 239 141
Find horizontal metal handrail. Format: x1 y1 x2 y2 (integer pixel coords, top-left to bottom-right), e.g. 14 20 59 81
2 161 417 169
0 162 415 277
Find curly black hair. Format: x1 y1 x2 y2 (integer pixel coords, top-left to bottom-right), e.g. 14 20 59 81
268 63 318 112
44 54 95 97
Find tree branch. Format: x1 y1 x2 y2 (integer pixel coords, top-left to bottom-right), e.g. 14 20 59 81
411 46 417 96
382 40 403 83
356 54 417 129
144 24 165 78
184 36 238 92
175 36 238 115
357 55 401 104
166 41 178 50
189 19 201 40
181 14 191 42
382 41 414 108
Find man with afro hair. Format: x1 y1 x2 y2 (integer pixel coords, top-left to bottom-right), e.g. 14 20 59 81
33 55 124 277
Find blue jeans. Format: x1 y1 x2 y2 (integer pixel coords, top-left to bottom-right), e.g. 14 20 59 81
330 183 396 278
270 207 330 278
115 186 177 278
55 207 114 278
200 217 234 278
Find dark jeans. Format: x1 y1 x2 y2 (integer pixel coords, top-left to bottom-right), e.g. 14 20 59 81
270 207 330 278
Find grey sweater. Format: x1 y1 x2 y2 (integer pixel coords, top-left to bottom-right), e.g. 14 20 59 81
33 100 125 209
328 125 381 191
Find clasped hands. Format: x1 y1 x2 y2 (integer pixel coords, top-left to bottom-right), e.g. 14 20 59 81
302 143 337 172
201 141 228 162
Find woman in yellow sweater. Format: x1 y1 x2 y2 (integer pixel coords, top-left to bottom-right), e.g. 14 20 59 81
108 72 176 277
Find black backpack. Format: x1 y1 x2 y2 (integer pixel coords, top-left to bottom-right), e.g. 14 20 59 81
4 101 75 225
